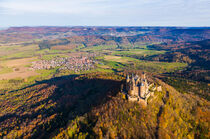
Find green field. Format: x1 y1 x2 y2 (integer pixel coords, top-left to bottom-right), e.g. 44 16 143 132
0 43 188 92
96 55 187 73
81 45 117 52
112 49 166 57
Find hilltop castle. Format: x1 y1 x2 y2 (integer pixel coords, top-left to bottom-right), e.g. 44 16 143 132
123 73 161 105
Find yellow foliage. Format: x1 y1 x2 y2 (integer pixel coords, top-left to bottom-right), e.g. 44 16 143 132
122 93 126 99
187 133 194 139
109 131 116 139
98 129 103 139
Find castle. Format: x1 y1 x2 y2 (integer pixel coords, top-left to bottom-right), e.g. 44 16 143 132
123 73 161 105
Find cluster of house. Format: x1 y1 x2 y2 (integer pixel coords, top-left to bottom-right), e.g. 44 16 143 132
122 73 162 106
31 56 95 72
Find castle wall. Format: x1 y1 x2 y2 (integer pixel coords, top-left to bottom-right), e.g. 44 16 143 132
134 86 139 96
157 86 162 92
140 85 145 98
138 98 147 106
128 96 139 102
126 83 130 92
125 73 159 106
129 90 135 96
145 92 151 102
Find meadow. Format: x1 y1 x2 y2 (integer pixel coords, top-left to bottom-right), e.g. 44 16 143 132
97 55 187 73
0 43 187 92
112 49 166 57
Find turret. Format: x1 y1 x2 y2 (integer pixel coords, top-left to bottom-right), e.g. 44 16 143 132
132 74 135 85
126 74 130 83
142 72 146 79
140 82 146 98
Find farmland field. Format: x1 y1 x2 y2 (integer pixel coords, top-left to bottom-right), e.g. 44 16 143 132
0 41 188 92
0 26 209 139
101 55 187 73
0 57 39 80
112 49 166 56
0 42 188 80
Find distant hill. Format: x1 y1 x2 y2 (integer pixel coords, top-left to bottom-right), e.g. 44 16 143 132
0 26 209 44
145 39 210 83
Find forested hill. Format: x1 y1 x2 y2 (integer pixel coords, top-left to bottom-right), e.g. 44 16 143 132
0 73 209 138
0 27 209 44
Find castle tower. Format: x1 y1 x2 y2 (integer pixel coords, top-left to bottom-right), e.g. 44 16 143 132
133 81 138 96
126 75 130 92
131 79 135 96
140 82 146 98
137 81 141 97
144 73 146 79
131 74 135 83
145 78 149 95
136 77 140 84
132 74 135 86
127 74 135 96
141 72 146 79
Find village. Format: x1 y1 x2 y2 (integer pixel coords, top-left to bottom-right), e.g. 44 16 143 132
31 55 96 72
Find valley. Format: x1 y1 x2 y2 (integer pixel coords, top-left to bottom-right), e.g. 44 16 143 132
0 26 209 138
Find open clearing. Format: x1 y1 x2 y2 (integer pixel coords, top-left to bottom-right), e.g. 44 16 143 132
0 57 39 79
0 44 39 60
2 57 36 67
104 55 135 63
103 55 187 73
112 49 165 56
0 67 39 80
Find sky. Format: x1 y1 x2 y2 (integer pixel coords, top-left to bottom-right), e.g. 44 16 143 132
0 0 210 27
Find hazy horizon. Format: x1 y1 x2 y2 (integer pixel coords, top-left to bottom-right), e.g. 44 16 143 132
1 0 210 27
1 25 210 28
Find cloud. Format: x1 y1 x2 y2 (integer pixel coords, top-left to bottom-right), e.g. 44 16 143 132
0 0 115 15
0 0 209 26
0 0 185 15
0 0 209 15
